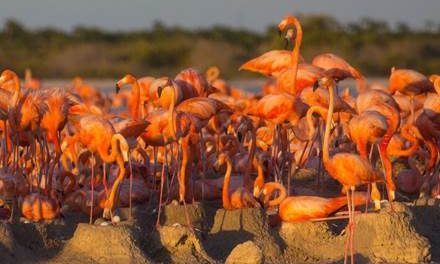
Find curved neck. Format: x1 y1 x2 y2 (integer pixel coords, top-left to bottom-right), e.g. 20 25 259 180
11 75 21 106
253 157 265 191
222 157 233 209
263 182 287 207
322 82 335 166
290 19 303 95
356 76 366 94
98 135 120 163
434 78 440 95
130 80 141 120
306 105 327 140
168 84 177 140
426 140 438 172
243 124 256 190
390 126 419 157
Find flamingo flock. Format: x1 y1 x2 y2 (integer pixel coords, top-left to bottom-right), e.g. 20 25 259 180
0 15 439 263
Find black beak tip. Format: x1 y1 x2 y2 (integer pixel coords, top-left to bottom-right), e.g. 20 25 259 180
115 84 120 94
237 132 243 142
313 81 319 91
157 86 163 98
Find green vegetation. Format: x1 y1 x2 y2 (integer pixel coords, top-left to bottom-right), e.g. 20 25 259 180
0 15 439 78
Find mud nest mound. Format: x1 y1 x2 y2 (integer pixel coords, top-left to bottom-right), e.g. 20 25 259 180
279 202 430 263
0 201 439 263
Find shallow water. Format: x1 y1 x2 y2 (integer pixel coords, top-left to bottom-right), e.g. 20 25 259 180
41 78 389 95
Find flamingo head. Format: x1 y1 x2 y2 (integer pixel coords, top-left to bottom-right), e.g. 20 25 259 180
154 78 173 98
278 15 301 46
213 152 230 171
116 74 136 94
313 76 335 91
0 69 18 84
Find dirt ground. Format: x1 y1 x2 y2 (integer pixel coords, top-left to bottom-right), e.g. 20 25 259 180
0 167 439 263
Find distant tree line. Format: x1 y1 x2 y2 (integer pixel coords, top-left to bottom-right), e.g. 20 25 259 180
0 15 439 78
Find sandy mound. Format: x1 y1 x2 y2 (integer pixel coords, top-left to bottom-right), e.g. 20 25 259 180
52 223 151 264
279 202 430 263
204 207 282 263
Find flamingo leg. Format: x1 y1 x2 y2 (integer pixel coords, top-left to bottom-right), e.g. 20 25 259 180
344 187 350 264
350 187 355 264
156 147 167 228
90 153 95 224
128 150 133 220
103 163 108 196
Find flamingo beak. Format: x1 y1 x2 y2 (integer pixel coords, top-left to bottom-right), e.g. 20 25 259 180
115 83 120 94
122 151 129 162
278 29 282 38
157 86 163 98
313 81 320 91
253 186 261 198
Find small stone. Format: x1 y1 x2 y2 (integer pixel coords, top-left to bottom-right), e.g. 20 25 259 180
112 215 121 223
157 225 189 248
225 241 264 264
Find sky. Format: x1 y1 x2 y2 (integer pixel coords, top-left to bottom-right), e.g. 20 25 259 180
1 0 439 32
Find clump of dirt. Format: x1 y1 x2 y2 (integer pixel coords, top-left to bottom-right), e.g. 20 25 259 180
279 202 431 263
225 240 264 264
149 225 214 264
52 223 151 264
203 207 282 263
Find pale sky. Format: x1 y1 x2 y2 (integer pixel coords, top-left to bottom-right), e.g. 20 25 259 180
1 0 439 32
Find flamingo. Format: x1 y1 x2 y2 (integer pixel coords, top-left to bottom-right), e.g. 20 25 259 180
316 76 383 263
175 68 215 96
396 151 427 195
205 66 231 95
20 192 60 221
312 53 366 93
388 68 434 123
213 152 258 209
257 182 368 222
24 68 41 90
415 76 440 196
67 113 129 221
240 15 304 95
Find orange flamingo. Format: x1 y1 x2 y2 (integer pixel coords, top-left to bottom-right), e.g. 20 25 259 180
258 182 367 222
312 53 366 93
316 76 383 263
24 68 41 90
68 113 129 221
21 192 60 221
175 68 214 96
240 15 304 95
415 76 440 196
388 68 434 123
116 74 143 120
214 152 258 209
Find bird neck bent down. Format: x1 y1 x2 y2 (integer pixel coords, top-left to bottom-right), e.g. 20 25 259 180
322 81 335 167
222 157 233 209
